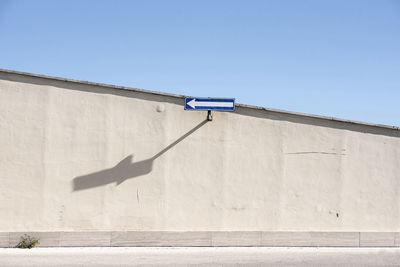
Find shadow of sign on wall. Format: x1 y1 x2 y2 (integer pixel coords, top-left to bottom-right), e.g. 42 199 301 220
72 120 208 191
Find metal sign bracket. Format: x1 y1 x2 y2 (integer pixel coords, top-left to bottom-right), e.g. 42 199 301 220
207 110 213 121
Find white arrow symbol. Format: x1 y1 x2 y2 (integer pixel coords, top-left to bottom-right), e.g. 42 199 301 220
187 99 234 109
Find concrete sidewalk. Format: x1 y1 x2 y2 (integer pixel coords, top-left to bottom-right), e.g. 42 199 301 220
1 247 400 266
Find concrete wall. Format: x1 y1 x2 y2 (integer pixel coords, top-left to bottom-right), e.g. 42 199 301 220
1 70 400 232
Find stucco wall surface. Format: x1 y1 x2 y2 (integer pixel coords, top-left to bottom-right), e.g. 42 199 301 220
1 72 399 232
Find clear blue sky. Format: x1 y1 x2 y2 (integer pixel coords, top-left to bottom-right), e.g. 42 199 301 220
1 0 399 126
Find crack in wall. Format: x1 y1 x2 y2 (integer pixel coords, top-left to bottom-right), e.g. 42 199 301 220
285 152 346 156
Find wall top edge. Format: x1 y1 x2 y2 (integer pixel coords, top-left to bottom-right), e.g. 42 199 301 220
0 68 399 131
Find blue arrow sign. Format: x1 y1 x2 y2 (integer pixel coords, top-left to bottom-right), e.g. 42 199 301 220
185 97 235 111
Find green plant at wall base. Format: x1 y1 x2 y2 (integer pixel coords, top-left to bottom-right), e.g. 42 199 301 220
16 234 40 249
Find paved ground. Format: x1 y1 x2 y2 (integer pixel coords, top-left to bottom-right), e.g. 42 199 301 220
0 247 400 266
